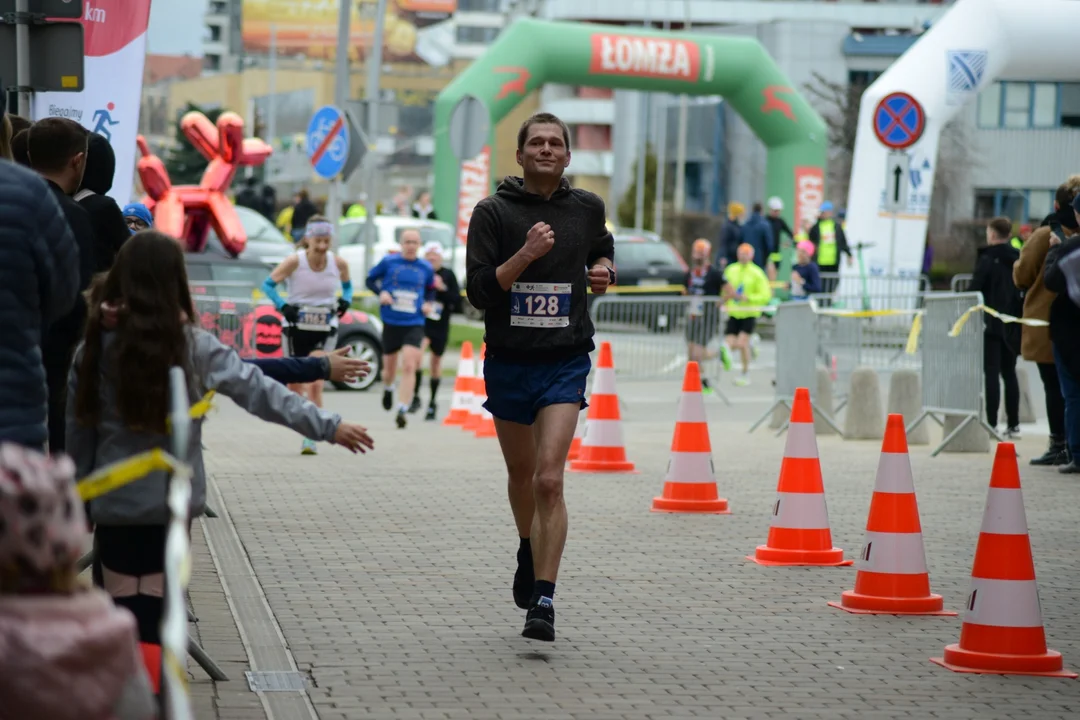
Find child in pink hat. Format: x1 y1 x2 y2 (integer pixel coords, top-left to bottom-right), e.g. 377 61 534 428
0 443 155 720
790 240 823 299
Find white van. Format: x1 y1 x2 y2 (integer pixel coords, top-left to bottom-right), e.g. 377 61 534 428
335 216 466 291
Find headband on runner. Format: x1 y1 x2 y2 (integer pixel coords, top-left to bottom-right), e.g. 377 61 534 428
305 221 334 238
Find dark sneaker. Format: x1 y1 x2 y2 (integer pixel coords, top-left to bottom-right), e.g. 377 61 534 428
513 557 533 610
1004 426 1022 440
1058 460 1080 475
424 405 437 421
382 389 393 411
522 597 555 642
408 395 422 414
1030 441 1068 466
395 410 407 429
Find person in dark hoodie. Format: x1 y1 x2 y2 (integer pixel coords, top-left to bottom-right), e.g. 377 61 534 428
1043 193 1080 474
466 111 614 643
970 216 1023 438
73 133 131 272
740 202 774 272
26 118 97 454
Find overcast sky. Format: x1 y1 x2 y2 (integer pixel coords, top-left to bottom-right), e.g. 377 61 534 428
147 0 209 56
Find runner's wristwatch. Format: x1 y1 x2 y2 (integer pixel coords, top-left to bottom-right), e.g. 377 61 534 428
604 265 616 286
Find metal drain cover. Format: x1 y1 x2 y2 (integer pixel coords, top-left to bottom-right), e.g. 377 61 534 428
244 671 308 692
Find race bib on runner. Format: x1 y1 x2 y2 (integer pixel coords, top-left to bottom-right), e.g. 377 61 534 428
296 305 332 332
391 289 420 314
510 282 571 328
425 301 444 322
689 297 705 317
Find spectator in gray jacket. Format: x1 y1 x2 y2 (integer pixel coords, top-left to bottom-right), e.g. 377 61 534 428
0 157 80 451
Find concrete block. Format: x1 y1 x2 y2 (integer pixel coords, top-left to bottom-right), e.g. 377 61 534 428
1016 366 1036 424
940 414 991 453
843 366 885 440
887 369 928 445
814 367 838 435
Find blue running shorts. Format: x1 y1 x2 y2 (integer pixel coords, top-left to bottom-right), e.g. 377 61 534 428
483 353 591 426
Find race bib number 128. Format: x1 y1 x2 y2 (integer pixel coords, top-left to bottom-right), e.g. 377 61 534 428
510 282 572 328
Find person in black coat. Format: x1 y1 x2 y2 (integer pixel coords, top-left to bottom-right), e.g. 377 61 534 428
26 118 99 453
970 216 1023 437
290 189 318 243
0 127 80 451
1043 193 1080 474
74 132 129 272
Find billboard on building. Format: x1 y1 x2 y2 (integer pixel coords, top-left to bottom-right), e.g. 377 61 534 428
241 0 457 65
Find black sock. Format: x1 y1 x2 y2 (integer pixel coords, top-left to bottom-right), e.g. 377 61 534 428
414 370 422 394
517 537 531 565
430 376 441 404
531 579 555 606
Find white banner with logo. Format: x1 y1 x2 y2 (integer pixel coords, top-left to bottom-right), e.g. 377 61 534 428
33 0 153 205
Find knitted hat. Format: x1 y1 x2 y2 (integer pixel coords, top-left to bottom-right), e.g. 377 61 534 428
0 444 87 591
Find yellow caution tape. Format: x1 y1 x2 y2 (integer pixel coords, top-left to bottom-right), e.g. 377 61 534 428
76 448 180 502
165 390 216 432
905 313 923 356
164 648 190 693
949 304 1050 337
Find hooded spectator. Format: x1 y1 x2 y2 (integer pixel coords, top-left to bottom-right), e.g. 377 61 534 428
716 201 744 268
122 203 154 234
73 133 129 271
740 202 774 272
235 175 261 214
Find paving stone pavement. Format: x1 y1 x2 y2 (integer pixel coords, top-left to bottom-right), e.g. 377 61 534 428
188 380 1080 720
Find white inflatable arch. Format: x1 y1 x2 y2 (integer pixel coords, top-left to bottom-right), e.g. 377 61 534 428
845 0 1080 282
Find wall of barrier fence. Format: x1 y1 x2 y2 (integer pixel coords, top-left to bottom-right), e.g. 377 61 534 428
950 274 973 293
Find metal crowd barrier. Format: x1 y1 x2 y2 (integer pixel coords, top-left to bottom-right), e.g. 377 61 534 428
907 291 997 456
749 302 841 435
817 273 930 313
950 273 973 293
590 295 760 400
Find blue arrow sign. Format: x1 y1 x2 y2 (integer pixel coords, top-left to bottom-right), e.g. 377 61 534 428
306 105 350 180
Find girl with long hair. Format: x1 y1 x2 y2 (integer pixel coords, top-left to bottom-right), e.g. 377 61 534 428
66 231 373 695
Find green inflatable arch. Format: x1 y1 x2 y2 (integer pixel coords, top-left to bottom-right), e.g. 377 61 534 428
433 18 828 248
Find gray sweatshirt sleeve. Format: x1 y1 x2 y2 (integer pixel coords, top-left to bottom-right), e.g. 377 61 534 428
193 329 341 442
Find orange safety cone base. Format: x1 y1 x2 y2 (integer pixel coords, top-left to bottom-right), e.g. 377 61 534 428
931 649 1077 678
568 460 638 473
651 496 730 514
747 546 853 567
443 413 467 426
827 592 957 616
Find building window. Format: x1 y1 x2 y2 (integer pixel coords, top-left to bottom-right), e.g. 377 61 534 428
457 0 502 11
977 81 1080 128
455 25 500 44
973 188 1055 223
848 70 880 87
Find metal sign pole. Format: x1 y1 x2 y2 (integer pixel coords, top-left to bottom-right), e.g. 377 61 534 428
14 0 30 117
363 0 389 275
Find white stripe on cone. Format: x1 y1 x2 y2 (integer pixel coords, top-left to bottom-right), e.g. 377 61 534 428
770 492 831 529
874 453 916 494
857 531 929 574
664 451 715 484
675 391 707 424
582 418 625 448
981 488 1029 536
592 366 617 394
783 423 819 459
964 578 1044 628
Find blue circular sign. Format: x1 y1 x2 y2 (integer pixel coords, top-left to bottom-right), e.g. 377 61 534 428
873 92 925 150
306 105 350 180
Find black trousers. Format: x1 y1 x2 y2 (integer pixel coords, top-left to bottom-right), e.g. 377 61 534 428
984 334 1020 429
1037 361 1066 440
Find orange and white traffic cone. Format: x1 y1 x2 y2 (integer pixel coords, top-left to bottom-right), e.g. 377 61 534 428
462 343 486 432
652 361 729 513
828 414 955 615
473 360 497 438
442 341 475 426
930 443 1078 677
567 416 584 462
569 342 635 473
748 387 852 567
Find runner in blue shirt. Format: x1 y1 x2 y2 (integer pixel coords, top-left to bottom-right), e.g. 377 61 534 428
365 229 436 428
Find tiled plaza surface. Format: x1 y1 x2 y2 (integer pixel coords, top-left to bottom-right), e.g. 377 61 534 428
186 368 1080 720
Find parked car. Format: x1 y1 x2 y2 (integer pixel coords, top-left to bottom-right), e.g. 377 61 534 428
205 204 294 266
336 216 466 289
591 234 689 333
185 252 384 391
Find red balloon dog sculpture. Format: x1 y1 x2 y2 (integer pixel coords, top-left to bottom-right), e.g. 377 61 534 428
136 110 272 256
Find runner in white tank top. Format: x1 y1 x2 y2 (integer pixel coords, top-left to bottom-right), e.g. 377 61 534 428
262 216 355 455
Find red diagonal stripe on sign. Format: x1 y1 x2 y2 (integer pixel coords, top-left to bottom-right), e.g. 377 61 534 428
312 116 344 166
880 102 914 139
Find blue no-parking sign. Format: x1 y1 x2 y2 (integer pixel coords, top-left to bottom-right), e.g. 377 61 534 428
873 92 925 150
306 105 350 179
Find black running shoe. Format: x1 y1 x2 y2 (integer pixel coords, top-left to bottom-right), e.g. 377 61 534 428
408 395 422 414
396 410 407 429
522 598 555 642
1031 440 1068 466
513 557 533 610
382 389 393 411
424 405 437 421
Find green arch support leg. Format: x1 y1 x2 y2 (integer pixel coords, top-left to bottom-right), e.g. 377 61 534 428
433 18 828 281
